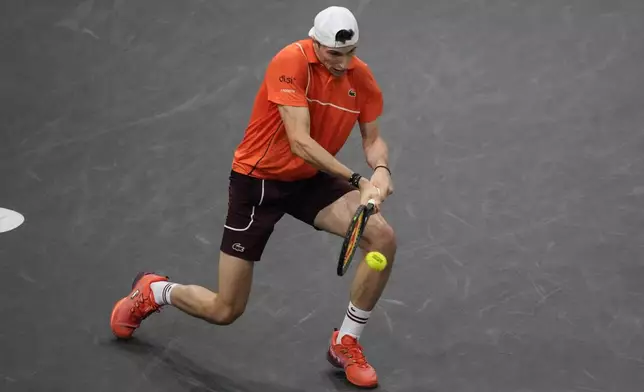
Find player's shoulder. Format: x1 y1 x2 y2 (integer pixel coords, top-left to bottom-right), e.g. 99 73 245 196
350 56 380 92
351 55 371 70
350 56 377 79
269 40 310 66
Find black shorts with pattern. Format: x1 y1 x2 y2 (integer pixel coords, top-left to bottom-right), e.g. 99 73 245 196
220 170 354 261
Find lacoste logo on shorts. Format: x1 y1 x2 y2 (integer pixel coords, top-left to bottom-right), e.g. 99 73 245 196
232 243 245 252
348 89 356 97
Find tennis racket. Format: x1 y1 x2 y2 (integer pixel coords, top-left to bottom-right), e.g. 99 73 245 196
336 198 377 276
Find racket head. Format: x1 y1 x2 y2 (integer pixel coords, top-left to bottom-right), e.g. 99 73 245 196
337 202 375 276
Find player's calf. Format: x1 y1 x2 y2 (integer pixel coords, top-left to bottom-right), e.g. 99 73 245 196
160 252 254 326
345 216 396 333
161 284 249 326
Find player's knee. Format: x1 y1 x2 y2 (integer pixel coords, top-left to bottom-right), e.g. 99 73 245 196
206 302 246 325
380 223 397 253
366 221 397 254
219 305 245 325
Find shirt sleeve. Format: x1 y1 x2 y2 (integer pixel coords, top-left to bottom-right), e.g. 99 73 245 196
358 66 384 124
265 47 309 107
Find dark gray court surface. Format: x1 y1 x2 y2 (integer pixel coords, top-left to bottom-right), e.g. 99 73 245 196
2 0 644 391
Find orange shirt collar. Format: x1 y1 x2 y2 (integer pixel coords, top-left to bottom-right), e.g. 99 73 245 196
301 38 357 70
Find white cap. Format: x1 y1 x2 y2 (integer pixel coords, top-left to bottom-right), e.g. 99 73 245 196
308 6 359 48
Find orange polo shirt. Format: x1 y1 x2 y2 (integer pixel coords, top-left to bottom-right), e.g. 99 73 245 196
231 38 384 181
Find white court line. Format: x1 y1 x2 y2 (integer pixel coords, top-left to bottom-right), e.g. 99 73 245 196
0 208 25 234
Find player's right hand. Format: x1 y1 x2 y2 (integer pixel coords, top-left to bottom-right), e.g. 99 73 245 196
358 178 382 212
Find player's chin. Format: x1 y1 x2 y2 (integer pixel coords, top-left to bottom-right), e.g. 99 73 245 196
330 67 346 76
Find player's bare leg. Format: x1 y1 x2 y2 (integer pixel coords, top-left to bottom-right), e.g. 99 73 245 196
110 251 254 338
346 212 396 310
169 252 254 325
315 190 396 309
313 189 397 388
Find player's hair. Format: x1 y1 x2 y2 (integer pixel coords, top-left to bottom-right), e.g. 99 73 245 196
335 29 355 44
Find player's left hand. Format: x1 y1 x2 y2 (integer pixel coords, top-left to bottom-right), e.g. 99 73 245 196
370 166 393 203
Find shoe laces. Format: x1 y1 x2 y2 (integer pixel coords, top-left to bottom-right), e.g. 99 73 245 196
339 340 369 368
130 293 159 320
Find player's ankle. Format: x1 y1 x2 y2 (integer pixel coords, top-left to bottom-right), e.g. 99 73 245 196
337 301 371 343
150 281 178 306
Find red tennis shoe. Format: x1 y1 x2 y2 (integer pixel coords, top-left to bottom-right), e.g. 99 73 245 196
110 272 168 339
327 329 378 388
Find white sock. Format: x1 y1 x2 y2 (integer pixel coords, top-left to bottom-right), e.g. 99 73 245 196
337 301 371 343
150 281 177 306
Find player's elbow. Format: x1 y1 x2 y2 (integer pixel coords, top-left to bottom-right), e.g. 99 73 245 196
288 134 311 157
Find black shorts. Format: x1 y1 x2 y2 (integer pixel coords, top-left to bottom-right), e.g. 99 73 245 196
220 170 355 261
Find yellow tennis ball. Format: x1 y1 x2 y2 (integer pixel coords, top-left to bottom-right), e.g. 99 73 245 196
365 251 387 271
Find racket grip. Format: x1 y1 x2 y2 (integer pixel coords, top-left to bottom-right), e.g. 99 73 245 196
367 198 377 207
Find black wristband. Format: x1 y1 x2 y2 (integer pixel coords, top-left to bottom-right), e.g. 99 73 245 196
374 165 391 175
349 172 362 188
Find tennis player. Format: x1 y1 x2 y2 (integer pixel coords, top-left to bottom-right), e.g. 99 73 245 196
110 6 396 388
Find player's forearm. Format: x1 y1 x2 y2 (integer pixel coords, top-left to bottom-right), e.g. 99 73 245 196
278 105 356 181
291 136 354 180
363 135 389 169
